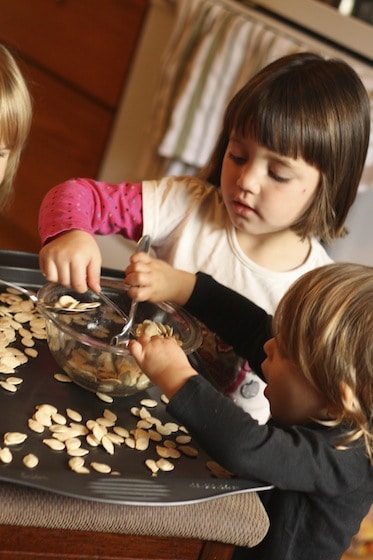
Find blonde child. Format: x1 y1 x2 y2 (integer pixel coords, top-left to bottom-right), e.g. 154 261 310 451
37 52 370 422
125 256 373 560
0 44 32 209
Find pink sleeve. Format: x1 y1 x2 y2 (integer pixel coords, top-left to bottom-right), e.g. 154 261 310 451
38 178 143 246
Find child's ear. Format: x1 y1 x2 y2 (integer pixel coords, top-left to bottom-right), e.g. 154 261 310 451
325 382 357 419
339 381 358 413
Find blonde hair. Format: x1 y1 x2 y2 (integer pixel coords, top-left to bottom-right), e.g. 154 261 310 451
0 44 32 210
200 52 370 243
273 262 373 463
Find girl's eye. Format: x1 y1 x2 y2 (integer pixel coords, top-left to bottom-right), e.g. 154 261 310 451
269 168 290 183
228 151 246 165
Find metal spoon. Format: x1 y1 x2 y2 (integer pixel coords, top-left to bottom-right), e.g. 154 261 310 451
111 234 152 345
0 278 100 315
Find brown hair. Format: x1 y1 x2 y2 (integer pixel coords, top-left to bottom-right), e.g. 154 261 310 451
273 262 373 463
0 44 32 211
199 52 371 243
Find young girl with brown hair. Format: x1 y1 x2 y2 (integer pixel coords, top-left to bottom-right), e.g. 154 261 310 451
37 52 370 422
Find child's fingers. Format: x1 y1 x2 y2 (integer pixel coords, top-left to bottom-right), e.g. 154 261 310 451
41 262 59 283
86 259 102 294
128 336 152 362
129 252 152 266
127 339 142 361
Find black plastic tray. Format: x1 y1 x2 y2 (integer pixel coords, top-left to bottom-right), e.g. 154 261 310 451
0 251 272 505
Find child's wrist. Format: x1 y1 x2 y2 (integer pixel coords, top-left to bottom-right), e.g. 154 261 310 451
160 368 197 399
173 270 196 305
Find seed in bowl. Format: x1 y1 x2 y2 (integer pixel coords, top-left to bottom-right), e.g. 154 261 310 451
53 295 101 311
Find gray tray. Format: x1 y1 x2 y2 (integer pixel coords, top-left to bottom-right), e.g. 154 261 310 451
0 251 272 505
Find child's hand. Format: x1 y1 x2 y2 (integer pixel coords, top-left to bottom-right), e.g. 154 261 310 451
39 230 102 293
125 253 196 306
128 335 197 399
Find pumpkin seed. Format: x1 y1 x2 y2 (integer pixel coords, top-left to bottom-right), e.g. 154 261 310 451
23 453 39 468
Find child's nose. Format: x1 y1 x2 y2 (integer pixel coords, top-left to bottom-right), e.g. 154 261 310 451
238 164 261 194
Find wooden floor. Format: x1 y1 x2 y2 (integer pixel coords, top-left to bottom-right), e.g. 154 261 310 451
342 507 373 559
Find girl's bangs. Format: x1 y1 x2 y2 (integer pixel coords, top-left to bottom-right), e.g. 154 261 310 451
232 91 321 165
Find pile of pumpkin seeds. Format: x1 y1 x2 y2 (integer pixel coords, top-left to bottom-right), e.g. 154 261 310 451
0 287 231 481
0 288 46 393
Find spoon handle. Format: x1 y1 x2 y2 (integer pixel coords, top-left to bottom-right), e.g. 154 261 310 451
111 235 151 345
0 278 39 305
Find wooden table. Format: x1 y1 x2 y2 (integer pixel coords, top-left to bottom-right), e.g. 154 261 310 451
0 479 269 560
0 251 270 558
0 526 235 560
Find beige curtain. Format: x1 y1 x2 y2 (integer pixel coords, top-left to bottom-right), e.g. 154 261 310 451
137 0 372 191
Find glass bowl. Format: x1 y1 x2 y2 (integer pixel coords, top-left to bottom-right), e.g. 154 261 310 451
37 279 202 397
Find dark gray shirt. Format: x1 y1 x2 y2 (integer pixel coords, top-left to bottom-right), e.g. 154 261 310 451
166 272 373 560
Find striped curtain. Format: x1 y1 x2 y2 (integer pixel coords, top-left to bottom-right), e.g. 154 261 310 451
137 0 372 190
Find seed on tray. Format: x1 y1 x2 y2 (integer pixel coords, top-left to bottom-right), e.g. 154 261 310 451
37 403 58 416
54 372 71 383
139 398 158 408
206 460 233 479
14 311 34 324
105 432 124 445
175 435 192 444
156 445 180 459
43 438 65 451
6 376 23 385
21 337 35 348
67 447 89 457
49 424 70 434
90 461 111 474
156 422 179 436
65 437 81 451
4 432 27 445
34 409 53 427
148 429 162 442
103 409 117 423
134 432 150 451
96 391 113 403
24 347 38 358
68 456 84 470
68 456 90 474
86 434 100 447
156 458 174 472
101 435 115 455
66 408 82 422
0 447 12 463
139 407 151 419
69 423 89 436
113 426 129 438
92 423 107 442
95 417 115 428
178 445 199 457
0 354 22 369
23 453 39 469
19 327 32 338
124 437 135 449
28 418 45 433
137 419 152 430
51 412 67 425
145 458 159 475
0 380 18 392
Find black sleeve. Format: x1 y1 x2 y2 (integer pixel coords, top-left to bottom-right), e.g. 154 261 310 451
184 272 272 374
